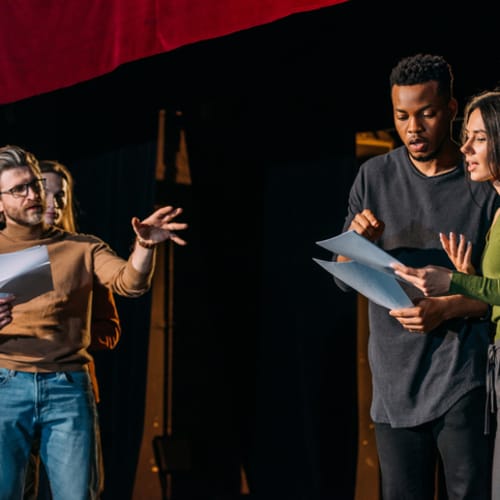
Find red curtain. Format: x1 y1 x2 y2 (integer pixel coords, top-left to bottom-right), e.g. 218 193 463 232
0 0 348 104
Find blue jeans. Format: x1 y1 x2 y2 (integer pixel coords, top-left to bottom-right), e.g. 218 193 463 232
0 369 101 500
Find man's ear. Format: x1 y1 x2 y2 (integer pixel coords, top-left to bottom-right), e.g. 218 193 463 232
449 97 459 121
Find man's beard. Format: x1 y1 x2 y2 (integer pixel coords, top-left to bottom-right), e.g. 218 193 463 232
408 150 439 163
407 135 447 164
5 207 44 226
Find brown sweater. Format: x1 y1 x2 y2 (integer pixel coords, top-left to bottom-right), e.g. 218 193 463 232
89 283 121 351
0 226 154 372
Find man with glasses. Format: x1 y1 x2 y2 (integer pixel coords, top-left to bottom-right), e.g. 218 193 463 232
0 144 188 499
0 176 46 197
0 177 46 225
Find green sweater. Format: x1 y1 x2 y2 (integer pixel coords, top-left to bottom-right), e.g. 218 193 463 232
450 214 500 340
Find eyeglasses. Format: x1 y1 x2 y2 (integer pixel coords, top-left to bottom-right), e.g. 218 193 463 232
0 178 46 198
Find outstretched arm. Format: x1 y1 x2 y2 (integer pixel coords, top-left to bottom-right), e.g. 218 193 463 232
130 205 187 273
392 261 500 307
390 229 477 296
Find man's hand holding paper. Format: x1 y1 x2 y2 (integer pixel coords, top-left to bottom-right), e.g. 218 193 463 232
0 245 53 304
313 230 414 310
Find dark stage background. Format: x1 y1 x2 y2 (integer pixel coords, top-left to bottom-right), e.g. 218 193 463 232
0 1 499 499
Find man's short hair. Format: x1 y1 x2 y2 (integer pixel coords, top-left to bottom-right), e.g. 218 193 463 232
0 145 40 173
389 53 453 99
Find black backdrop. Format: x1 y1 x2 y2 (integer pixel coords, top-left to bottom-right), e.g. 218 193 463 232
0 1 499 499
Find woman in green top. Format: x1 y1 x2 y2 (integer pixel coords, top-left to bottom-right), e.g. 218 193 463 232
392 89 500 499
392 90 500 330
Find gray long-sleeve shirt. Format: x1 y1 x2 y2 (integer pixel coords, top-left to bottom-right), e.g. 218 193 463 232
337 145 500 427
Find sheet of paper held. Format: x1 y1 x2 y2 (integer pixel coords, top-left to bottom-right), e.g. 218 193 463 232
0 245 54 304
312 258 414 309
316 230 407 279
313 230 414 309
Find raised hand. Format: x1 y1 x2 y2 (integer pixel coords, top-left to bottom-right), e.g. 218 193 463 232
132 206 188 247
391 263 452 296
439 232 475 274
336 209 385 263
347 208 385 242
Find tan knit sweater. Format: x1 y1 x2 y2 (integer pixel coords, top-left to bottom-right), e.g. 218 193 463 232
0 225 154 372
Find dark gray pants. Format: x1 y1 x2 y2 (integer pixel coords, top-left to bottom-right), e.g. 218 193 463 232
488 341 500 500
374 387 492 500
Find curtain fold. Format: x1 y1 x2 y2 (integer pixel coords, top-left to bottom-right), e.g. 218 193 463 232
0 0 348 104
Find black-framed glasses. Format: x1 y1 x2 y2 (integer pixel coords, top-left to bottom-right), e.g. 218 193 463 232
0 178 46 198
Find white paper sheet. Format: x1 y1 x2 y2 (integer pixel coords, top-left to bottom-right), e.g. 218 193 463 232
0 245 54 304
314 230 414 309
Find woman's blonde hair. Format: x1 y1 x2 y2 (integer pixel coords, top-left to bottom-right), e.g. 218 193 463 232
39 160 77 232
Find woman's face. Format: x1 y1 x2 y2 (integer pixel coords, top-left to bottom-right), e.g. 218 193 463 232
460 107 492 183
43 171 68 226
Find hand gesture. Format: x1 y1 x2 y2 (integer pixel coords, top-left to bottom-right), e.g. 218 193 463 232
348 209 385 242
337 209 385 263
132 206 188 247
389 297 448 333
439 232 475 274
0 293 15 329
391 263 452 296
